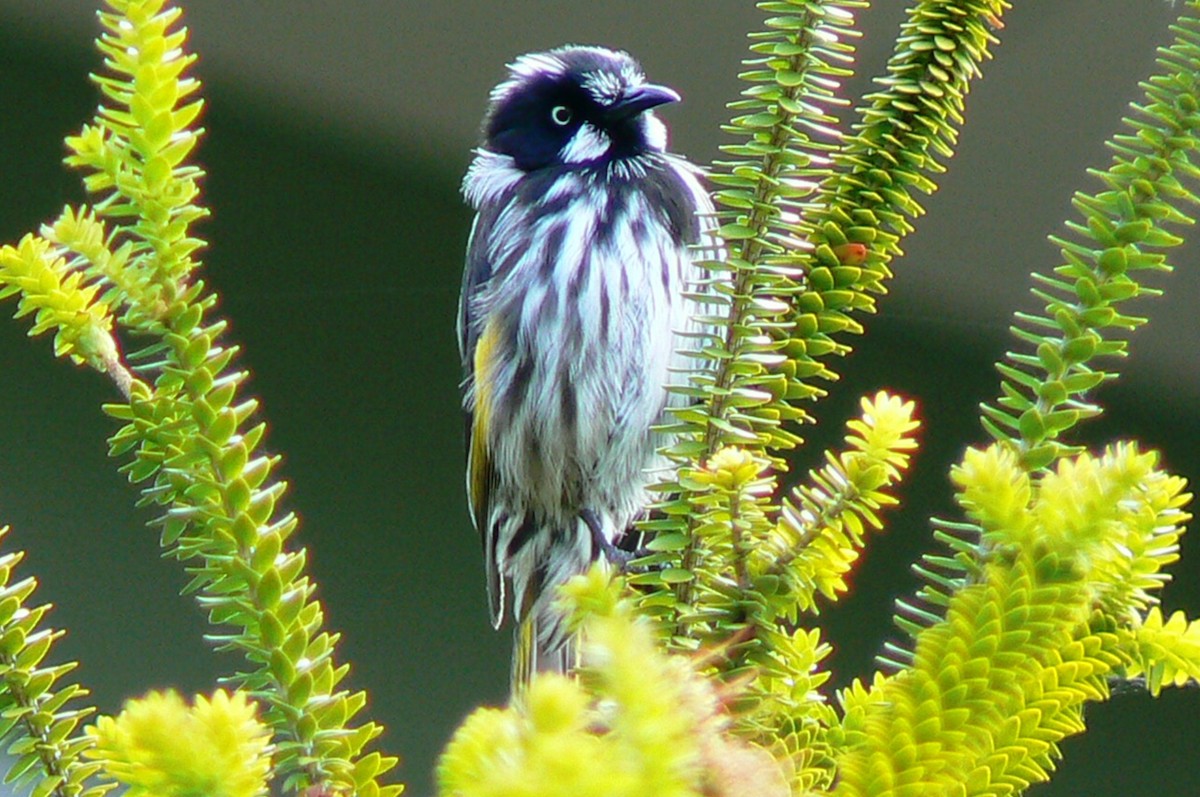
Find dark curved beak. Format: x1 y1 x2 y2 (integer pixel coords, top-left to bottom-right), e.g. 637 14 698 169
609 83 681 121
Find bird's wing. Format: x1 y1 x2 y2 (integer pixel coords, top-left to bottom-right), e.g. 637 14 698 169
459 210 505 626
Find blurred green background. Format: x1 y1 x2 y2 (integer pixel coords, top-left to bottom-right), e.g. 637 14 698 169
0 3 1197 796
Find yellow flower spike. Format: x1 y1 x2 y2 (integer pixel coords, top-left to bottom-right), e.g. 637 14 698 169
573 568 710 797
439 670 630 797
521 676 612 797
87 689 272 797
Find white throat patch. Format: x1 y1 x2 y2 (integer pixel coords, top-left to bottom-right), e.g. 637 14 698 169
560 122 612 164
642 113 668 153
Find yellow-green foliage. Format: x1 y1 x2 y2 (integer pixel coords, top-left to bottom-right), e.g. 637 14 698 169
768 391 920 613
832 442 1191 797
834 546 1117 797
0 527 109 797
954 443 1190 614
0 234 120 375
439 568 724 797
441 1 1200 795
0 1 401 796
440 569 802 797
1 0 1199 796
630 392 919 793
1121 607 1200 694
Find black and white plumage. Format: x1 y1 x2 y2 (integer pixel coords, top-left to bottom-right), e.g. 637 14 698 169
457 45 716 684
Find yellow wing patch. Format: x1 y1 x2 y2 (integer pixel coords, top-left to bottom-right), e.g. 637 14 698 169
512 615 535 694
469 318 503 532
469 318 506 624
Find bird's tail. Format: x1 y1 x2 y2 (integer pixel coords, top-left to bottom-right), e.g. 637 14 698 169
512 610 577 694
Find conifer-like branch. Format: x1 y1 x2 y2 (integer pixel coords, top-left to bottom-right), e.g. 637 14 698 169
836 542 1118 797
651 0 1008 645
846 442 1195 795
980 10 1200 471
0 2 402 794
0 527 111 797
0 234 127 396
1 1 1197 794
635 5 1003 777
1120 607 1200 694
765 392 919 614
895 0 1200 683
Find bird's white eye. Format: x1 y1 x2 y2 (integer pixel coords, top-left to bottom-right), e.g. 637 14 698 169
550 105 573 126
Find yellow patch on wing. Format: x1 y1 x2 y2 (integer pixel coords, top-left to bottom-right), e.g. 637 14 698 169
511 615 535 694
468 319 503 530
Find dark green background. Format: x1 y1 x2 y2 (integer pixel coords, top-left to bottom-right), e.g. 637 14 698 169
0 4 1198 796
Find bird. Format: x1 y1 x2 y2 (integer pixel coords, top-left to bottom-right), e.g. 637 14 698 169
457 45 717 687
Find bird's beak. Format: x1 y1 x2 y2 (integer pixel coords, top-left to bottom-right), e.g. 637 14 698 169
609 83 681 121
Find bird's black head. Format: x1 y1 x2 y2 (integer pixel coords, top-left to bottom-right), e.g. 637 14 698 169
481 46 679 173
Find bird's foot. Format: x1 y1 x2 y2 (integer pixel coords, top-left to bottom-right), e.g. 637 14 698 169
580 508 646 570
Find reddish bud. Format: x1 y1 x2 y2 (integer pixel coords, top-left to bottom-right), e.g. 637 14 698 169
833 243 868 265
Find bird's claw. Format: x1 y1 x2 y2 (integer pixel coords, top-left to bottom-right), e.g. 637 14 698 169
581 509 650 572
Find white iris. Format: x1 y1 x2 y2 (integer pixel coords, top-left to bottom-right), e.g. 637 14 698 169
551 105 573 126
